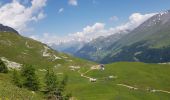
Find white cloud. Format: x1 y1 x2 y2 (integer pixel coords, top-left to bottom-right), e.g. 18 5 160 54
110 16 119 21
83 23 105 34
30 23 106 45
0 0 47 32
58 8 64 13
68 0 78 6
30 12 156 46
109 13 157 33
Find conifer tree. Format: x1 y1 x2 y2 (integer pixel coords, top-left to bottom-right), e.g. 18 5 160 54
21 65 39 91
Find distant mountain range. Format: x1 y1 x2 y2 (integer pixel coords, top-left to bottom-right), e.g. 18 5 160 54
51 41 86 54
73 10 170 63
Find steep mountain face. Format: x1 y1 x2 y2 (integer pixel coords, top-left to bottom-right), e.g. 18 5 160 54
112 10 170 48
75 10 170 63
0 24 19 34
101 10 170 63
74 33 127 62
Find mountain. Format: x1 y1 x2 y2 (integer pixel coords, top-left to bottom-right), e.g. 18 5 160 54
0 25 170 100
0 24 95 99
51 41 85 54
0 24 19 34
101 10 170 63
75 10 170 64
74 32 128 62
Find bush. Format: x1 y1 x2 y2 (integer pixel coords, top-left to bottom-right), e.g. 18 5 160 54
0 59 8 73
12 69 23 88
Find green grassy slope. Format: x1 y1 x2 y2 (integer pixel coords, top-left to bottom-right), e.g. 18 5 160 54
0 73 44 99
65 62 170 100
1 32 170 100
0 32 95 99
0 32 94 68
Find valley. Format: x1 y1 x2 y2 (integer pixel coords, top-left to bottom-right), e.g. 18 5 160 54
0 1 170 99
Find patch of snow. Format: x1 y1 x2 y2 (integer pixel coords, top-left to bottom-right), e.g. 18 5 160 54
1 57 22 69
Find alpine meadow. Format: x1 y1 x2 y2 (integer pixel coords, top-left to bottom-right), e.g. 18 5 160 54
0 0 170 100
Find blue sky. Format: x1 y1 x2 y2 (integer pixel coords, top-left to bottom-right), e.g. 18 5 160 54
33 0 170 36
0 0 170 44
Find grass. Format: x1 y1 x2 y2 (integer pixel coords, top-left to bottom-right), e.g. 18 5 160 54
1 61 170 99
0 32 170 99
65 62 170 100
0 73 44 100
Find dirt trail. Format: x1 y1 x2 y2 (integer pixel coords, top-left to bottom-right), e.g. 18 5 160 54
151 89 170 94
77 67 170 94
78 70 93 80
117 83 170 94
117 84 138 90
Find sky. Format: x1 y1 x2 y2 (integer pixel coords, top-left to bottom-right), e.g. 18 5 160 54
0 0 170 45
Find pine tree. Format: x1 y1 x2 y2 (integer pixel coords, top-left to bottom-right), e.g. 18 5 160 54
0 59 8 73
21 64 40 91
45 68 58 99
45 68 71 100
45 68 58 91
54 75 71 100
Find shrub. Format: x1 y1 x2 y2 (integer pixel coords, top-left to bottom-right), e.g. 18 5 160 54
0 59 8 73
12 69 23 88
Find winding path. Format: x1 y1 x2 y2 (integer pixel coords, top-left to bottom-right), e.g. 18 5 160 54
117 84 138 90
76 67 170 95
117 83 170 94
78 70 93 80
